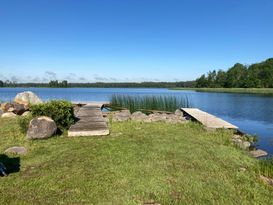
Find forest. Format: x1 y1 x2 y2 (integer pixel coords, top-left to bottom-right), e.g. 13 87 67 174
195 58 273 88
0 80 195 88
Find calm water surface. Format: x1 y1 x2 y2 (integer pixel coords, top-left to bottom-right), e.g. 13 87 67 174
1 87 273 155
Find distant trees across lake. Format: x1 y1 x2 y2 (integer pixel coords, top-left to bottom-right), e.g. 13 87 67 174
0 80 195 88
196 58 273 88
1 57 272 88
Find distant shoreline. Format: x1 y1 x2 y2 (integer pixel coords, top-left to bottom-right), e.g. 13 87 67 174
171 87 273 95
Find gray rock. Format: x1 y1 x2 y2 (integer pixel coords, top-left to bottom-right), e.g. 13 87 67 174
0 109 3 116
174 109 183 116
250 149 268 158
232 134 242 140
14 91 42 106
12 103 26 115
148 113 167 122
22 111 31 117
1 112 17 118
112 110 131 122
239 167 246 172
27 116 57 139
233 139 251 150
1 102 13 112
166 114 186 124
4 146 27 155
0 102 27 115
131 111 150 122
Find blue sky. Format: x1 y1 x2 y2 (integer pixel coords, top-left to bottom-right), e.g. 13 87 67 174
0 0 273 83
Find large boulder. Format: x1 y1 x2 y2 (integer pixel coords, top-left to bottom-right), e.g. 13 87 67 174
14 91 42 106
112 110 131 122
26 116 57 139
1 112 17 118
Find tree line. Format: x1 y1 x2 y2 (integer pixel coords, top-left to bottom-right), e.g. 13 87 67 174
196 58 273 88
0 80 195 88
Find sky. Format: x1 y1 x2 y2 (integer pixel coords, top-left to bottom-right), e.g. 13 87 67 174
0 0 273 83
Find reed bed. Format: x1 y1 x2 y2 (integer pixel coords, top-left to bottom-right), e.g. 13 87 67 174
259 157 273 178
110 94 191 113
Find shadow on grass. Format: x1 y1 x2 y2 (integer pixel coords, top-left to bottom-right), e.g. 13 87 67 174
0 154 20 176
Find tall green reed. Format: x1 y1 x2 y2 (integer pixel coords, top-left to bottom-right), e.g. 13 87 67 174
259 157 273 178
110 94 191 113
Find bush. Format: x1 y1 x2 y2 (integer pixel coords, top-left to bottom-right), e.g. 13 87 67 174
17 114 33 134
30 100 75 131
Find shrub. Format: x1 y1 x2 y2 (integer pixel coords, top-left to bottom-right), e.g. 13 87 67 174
30 100 75 131
110 95 191 113
17 114 33 134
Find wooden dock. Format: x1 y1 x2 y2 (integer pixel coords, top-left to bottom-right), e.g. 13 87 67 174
181 108 238 130
68 104 109 137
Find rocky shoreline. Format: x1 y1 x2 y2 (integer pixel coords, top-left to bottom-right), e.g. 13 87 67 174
0 91 269 158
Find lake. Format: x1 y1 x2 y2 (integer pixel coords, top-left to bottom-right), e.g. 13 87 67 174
1 87 273 155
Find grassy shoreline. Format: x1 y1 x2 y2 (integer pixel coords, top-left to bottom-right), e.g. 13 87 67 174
171 87 273 95
0 118 272 204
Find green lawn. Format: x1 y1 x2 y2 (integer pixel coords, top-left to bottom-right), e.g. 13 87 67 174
171 87 273 95
0 118 272 204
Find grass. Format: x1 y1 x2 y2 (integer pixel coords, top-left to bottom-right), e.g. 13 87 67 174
0 118 273 204
110 94 191 113
171 87 273 95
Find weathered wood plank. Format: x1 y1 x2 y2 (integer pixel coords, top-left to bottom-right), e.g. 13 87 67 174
68 104 109 137
181 108 238 129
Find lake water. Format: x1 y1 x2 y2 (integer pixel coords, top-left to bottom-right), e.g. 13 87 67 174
1 87 273 155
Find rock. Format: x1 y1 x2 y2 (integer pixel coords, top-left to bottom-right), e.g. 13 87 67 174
1 102 13 112
22 111 31 117
174 109 183 116
14 91 42 106
165 114 186 124
148 113 167 122
232 134 242 140
4 146 27 155
0 102 26 115
250 149 268 158
131 111 150 122
233 139 251 150
12 103 26 115
26 116 57 139
1 112 17 118
0 109 3 116
112 110 131 122
260 175 273 186
239 167 246 172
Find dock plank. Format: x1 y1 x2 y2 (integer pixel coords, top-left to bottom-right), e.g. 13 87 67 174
181 108 238 129
68 104 109 137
